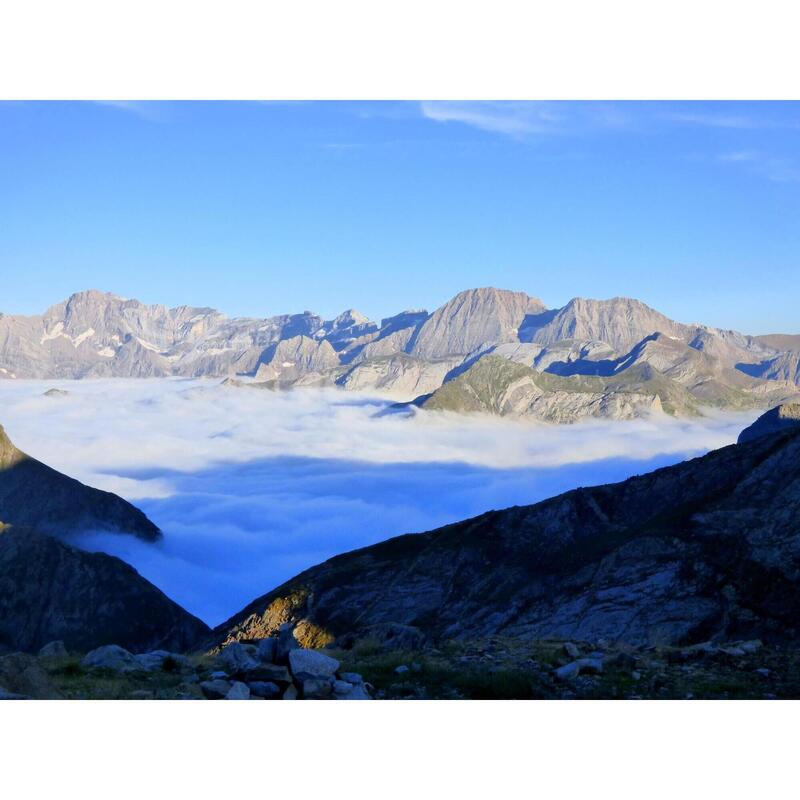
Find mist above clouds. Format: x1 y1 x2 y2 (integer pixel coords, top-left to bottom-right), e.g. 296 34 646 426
0 379 758 626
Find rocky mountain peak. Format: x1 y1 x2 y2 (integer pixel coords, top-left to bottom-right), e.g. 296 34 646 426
738 402 800 444
410 287 547 360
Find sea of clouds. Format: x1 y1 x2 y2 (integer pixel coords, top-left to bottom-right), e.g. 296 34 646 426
0 378 758 626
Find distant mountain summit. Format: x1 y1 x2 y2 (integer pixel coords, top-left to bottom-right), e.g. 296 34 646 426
2 286 799 419
0 424 160 541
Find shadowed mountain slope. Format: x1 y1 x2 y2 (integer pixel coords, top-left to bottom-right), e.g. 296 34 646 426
212 416 800 649
0 525 208 653
0 424 160 541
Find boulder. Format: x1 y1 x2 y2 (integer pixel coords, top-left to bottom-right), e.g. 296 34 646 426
209 670 229 680
38 641 68 659
394 664 410 675
82 645 141 672
302 678 333 699
333 683 372 700
283 683 298 700
217 642 259 675
275 623 300 664
288 649 340 682
576 657 604 675
339 671 365 685
200 679 232 699
554 662 581 681
248 681 281 699
239 664 292 685
255 638 277 663
0 653 61 698
225 681 251 700
563 642 580 659
135 651 188 672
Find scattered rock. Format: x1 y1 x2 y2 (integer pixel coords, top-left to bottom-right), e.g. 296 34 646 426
563 643 580 659
255 638 277 663
0 653 61 698
756 668 771 678
276 623 300 664
576 657 604 675
394 664 410 675
339 672 365 685
249 681 281 699
82 645 141 672
631 670 641 681
209 670 229 680
283 683 298 700
288 649 340 681
334 682 372 700
135 650 187 672
129 690 154 700
554 662 581 681
217 642 259 675
739 640 763 654
38 640 68 659
200 679 232 699
240 664 292 685
226 681 251 700
333 680 354 694
302 678 333 699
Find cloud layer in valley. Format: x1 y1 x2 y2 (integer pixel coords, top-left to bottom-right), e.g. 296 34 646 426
0 379 759 626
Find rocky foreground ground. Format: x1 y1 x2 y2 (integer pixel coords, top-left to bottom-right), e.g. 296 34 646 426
2 623 797 700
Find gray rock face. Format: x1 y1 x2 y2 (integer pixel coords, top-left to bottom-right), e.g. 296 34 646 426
0 525 209 653
738 403 800 444
410 288 546 360
254 335 340 382
213 424 800 650
0 424 160 541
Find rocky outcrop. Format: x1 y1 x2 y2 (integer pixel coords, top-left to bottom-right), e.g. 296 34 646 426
338 353 463 399
418 355 693 421
0 525 209 653
199 625 372 700
212 423 800 649
254 335 340 382
738 403 800 444
0 424 160 540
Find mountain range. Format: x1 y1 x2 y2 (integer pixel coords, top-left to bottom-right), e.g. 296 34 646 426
2 287 799 422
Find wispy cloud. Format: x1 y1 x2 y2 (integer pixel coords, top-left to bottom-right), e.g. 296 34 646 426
662 111 764 130
93 101 163 121
419 101 632 139
717 150 800 183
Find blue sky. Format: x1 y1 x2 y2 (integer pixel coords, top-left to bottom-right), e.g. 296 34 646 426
1 100 798 333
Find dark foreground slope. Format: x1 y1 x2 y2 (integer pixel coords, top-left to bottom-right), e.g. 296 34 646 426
0 525 208 653
0 424 160 541
214 420 800 650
